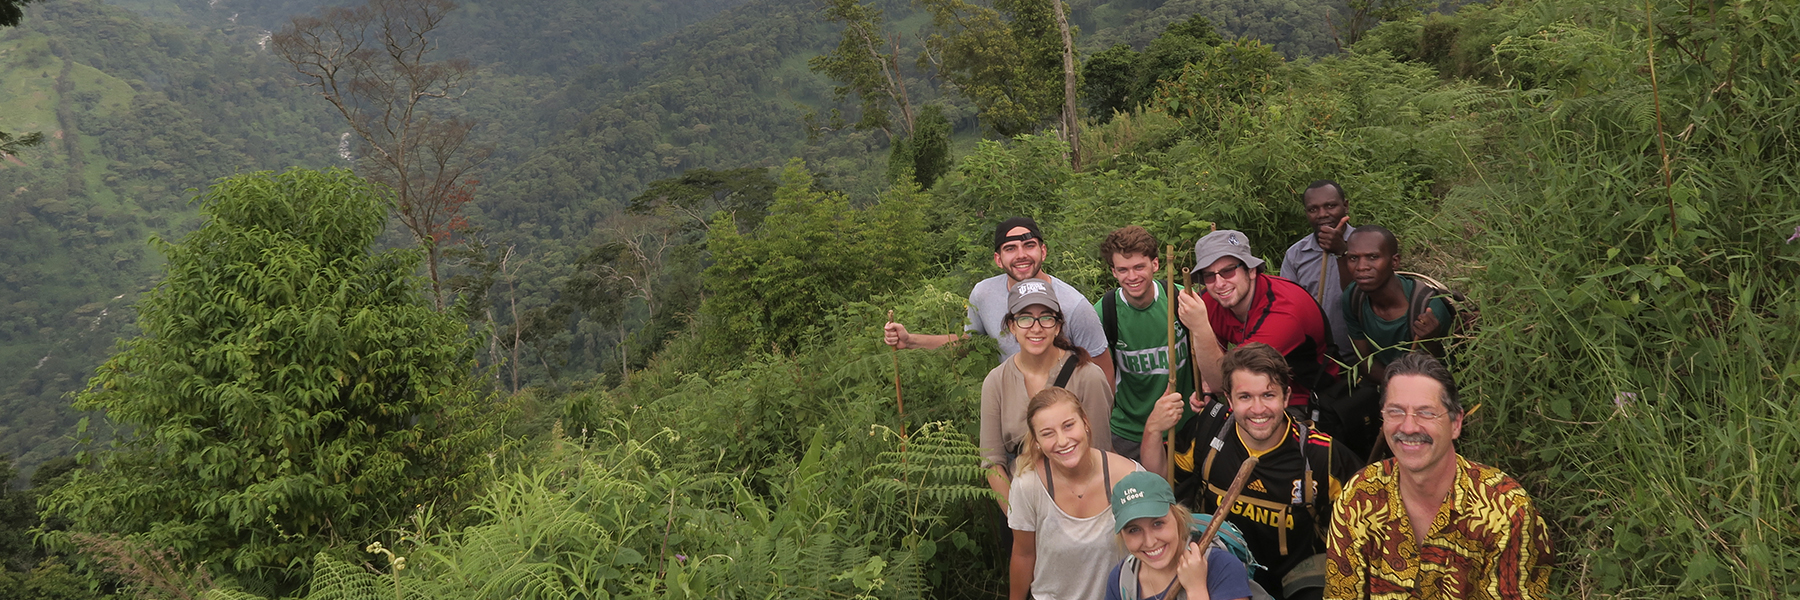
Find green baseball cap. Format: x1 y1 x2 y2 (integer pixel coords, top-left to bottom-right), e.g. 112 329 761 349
1110 471 1178 532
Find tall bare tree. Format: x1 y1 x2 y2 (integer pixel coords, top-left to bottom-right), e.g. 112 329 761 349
1050 0 1080 170
273 0 489 308
811 0 917 141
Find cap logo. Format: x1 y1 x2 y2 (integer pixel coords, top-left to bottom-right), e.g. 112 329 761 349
1016 280 1049 296
1119 488 1143 504
1227 235 1240 245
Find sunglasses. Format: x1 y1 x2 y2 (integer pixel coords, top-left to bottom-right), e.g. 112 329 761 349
1198 262 1245 285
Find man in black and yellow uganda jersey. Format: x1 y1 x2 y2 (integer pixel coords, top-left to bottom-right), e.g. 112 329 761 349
1142 342 1361 600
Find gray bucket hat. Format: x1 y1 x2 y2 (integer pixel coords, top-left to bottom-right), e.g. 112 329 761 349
1006 278 1061 314
1194 230 1265 272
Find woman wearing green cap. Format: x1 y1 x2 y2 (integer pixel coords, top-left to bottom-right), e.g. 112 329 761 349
1106 471 1255 600
1007 387 1139 600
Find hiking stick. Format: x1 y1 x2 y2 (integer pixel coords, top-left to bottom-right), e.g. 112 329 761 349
1316 256 1330 305
888 309 906 425
1182 266 1201 400
1163 244 1178 485
1166 456 1260 600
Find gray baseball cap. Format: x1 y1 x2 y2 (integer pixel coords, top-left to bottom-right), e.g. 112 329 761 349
1194 230 1265 272
1006 278 1061 314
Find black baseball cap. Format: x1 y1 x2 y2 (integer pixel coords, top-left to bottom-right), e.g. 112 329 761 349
993 217 1044 251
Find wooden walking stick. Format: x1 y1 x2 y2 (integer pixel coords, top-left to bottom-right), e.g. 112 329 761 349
1182 266 1202 399
1163 244 1178 484
1166 456 1260 600
888 309 906 425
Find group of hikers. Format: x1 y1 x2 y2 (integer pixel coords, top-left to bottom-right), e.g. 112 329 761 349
883 181 1554 600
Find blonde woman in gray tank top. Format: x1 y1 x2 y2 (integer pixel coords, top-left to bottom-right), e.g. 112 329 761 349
1008 387 1145 600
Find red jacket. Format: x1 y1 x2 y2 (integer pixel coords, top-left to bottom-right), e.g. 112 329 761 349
1203 274 1341 406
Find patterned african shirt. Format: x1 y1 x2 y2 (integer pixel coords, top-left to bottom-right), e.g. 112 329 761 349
1325 455 1552 600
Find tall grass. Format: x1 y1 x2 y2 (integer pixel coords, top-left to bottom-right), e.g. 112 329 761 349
1403 0 1800 596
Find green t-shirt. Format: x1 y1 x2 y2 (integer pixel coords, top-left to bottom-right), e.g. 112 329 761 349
1096 283 1195 442
1341 275 1453 366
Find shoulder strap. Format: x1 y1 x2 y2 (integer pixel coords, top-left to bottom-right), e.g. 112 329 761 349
1346 280 1367 324
1296 420 1316 508
1118 556 1141 600
1052 353 1081 388
1102 450 1114 491
1200 415 1232 494
1103 289 1120 363
1302 428 1335 544
1042 456 1053 497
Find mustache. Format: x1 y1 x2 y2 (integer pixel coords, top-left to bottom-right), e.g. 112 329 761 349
1392 431 1433 445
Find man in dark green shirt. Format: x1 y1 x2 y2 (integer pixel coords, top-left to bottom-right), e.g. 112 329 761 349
1339 226 1452 382
1337 226 1452 459
1095 226 1195 462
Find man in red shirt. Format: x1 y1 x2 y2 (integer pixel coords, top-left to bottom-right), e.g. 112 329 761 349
1175 230 1341 409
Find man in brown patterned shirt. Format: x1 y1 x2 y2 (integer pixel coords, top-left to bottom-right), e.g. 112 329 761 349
1325 353 1552 599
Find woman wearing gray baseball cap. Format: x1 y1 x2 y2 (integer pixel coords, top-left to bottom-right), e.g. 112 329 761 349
981 279 1116 514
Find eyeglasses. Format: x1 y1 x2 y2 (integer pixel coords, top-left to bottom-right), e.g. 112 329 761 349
1199 262 1245 285
1381 407 1446 422
1012 314 1062 329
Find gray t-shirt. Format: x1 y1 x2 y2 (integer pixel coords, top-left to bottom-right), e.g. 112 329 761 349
1280 228 1355 362
967 274 1108 363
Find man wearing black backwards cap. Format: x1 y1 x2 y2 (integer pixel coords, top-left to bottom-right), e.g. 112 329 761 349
884 217 1114 381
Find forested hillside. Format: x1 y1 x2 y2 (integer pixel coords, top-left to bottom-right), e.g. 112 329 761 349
4 0 1339 473
0 0 339 471
0 0 1794 598
0 0 789 475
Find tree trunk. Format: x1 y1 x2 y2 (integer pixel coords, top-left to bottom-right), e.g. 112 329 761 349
426 241 443 309
887 34 916 138
1051 0 1081 171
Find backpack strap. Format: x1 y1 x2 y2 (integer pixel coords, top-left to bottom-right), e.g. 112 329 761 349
1400 275 1446 348
1118 556 1141 600
1103 288 1120 370
1296 420 1316 509
1052 353 1081 388
1346 282 1367 333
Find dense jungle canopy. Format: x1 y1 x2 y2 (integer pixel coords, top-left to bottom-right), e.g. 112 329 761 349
0 0 1793 598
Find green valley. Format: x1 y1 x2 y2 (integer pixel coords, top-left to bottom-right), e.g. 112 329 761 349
0 0 1792 598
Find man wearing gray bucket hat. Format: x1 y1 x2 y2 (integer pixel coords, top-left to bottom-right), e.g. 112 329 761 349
1169 230 1340 411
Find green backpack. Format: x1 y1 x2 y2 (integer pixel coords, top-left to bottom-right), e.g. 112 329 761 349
1191 513 1263 580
